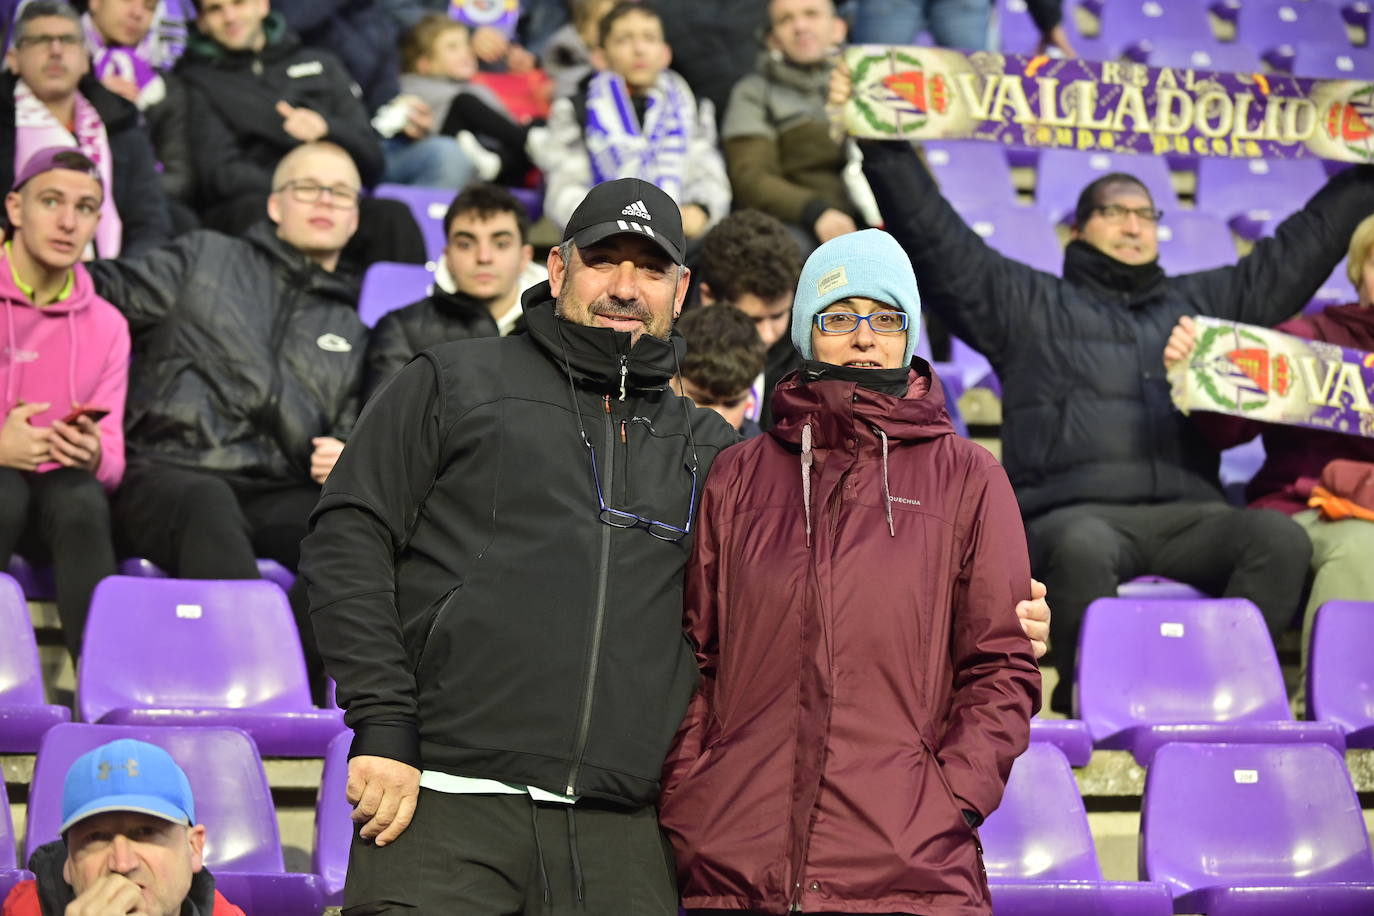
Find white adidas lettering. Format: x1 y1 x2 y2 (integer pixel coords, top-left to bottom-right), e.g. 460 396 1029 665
621 199 651 220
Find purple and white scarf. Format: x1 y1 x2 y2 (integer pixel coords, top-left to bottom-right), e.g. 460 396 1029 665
14 80 122 258
583 68 693 202
80 3 189 111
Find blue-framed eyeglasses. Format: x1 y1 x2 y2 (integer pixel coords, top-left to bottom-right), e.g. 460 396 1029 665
814 312 909 334
584 438 697 541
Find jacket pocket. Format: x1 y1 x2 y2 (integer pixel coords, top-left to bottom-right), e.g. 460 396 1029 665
412 584 461 675
921 736 989 896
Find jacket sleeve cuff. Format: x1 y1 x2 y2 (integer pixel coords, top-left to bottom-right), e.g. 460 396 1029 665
348 719 422 770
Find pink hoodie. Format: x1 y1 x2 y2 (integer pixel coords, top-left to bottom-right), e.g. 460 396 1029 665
0 247 129 490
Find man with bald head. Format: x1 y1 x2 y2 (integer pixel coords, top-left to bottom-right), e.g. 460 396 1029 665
87 141 367 685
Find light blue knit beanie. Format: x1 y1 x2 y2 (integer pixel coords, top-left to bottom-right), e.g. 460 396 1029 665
790 229 921 362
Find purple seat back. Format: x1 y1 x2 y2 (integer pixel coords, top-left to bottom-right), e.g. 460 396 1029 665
1078 598 1290 742
957 202 1062 276
118 558 296 594
1291 40 1374 78
1145 36 1264 72
981 744 1102 881
4 557 54 601
1097 1 1214 60
358 261 434 329
1195 157 1329 239
1 783 14 869
1239 0 1352 51
372 184 451 263
25 724 284 873
313 730 353 904
1034 150 1178 224
1156 209 1236 275
0 574 45 708
78 577 315 724
1141 742 1374 896
924 141 1017 208
1309 601 1374 740
1116 576 1210 599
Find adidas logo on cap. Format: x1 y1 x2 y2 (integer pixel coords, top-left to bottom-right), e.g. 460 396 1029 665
621 199 651 221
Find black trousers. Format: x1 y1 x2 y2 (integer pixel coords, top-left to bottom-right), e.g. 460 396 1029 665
112 464 325 693
343 790 678 915
1026 500 1312 711
0 467 117 659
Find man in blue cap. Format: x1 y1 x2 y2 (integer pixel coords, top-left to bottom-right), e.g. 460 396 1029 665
1 739 244 916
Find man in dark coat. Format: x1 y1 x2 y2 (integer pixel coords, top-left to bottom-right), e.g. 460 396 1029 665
857 134 1374 711
0 0 170 257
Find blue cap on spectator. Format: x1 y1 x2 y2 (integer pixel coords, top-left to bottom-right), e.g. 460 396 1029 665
791 229 921 362
60 739 195 834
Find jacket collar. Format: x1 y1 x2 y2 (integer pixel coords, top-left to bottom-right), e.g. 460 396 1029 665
757 50 832 94
430 286 497 325
181 12 294 67
522 282 682 394
27 839 218 916
769 358 954 451
1062 239 1165 303
243 220 357 305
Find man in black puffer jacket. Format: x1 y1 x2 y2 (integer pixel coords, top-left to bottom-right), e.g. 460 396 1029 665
860 139 1374 712
86 142 367 689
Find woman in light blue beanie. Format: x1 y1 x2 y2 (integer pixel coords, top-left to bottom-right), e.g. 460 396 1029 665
790 228 922 364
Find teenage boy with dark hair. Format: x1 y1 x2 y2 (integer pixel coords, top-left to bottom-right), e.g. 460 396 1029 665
673 304 765 437
540 1 730 241
365 182 535 396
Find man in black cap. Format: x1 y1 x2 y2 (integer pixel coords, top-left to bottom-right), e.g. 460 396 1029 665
299 177 738 914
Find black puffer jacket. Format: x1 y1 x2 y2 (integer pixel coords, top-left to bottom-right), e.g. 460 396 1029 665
364 288 500 399
0 72 171 258
301 293 738 806
87 222 367 482
175 12 384 201
860 140 1374 520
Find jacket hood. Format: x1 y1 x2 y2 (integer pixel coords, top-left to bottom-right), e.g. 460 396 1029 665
26 838 219 916
181 12 294 65
0 253 99 317
1062 238 1165 303
242 221 357 305
770 358 954 450
757 50 832 95
521 283 684 394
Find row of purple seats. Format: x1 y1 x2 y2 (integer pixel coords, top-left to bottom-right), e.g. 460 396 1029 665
4 556 295 602
373 183 544 266
22 723 322 916
0 574 71 753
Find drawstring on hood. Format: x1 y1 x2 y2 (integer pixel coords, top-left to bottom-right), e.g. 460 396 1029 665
801 422 814 547
877 426 894 537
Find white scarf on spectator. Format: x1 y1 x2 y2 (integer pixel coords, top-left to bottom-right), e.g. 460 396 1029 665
583 68 692 202
13 80 121 258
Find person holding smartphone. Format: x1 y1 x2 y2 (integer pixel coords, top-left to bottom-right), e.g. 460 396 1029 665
0 147 129 660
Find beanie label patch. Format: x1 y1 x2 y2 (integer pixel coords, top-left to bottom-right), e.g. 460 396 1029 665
817 266 848 297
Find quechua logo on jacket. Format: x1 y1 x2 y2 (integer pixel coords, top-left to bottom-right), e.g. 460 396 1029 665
316 333 353 353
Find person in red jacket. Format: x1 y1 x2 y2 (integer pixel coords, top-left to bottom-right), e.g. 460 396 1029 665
660 228 1041 915
2 739 245 916
1163 212 1374 713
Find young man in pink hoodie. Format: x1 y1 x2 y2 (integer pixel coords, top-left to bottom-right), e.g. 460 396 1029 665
0 146 129 659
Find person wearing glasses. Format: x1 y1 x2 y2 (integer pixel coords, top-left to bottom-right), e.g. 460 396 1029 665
84 140 367 691
659 229 1039 915
832 72 1374 715
0 0 171 258
299 177 738 915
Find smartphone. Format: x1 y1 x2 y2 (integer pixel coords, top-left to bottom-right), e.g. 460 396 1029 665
61 405 110 424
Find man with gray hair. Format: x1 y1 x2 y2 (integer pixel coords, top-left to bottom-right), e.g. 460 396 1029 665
0 0 170 257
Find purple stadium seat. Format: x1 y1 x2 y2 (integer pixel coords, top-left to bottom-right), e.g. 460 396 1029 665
935 335 1001 397
1144 36 1264 73
1116 576 1210 599
313 730 353 906
24 724 322 916
925 141 1018 208
957 202 1063 276
1237 0 1353 55
1029 718 1093 766
1141 742 1374 915
77 577 344 757
1 782 15 868
372 184 450 264
507 185 544 223
0 870 35 905
4 556 54 601
983 744 1173 915
0 573 71 753
1195 157 1329 240
1096 1 1215 61
118 557 297 594
1219 436 1266 505
1035 149 1178 224
1077 598 1345 764
358 261 434 329
1155 210 1237 275
994 0 1108 62
1308 600 1374 748
1290 40 1374 78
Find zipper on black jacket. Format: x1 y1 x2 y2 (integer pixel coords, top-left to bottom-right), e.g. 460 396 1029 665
566 396 616 794
263 283 303 472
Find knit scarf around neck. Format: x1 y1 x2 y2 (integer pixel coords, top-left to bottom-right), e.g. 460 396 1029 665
583 68 693 199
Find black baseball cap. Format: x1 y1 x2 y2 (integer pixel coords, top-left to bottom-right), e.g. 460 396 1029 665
562 178 685 265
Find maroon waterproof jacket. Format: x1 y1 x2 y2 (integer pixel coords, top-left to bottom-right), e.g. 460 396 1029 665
1194 304 1374 513
660 366 1041 915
